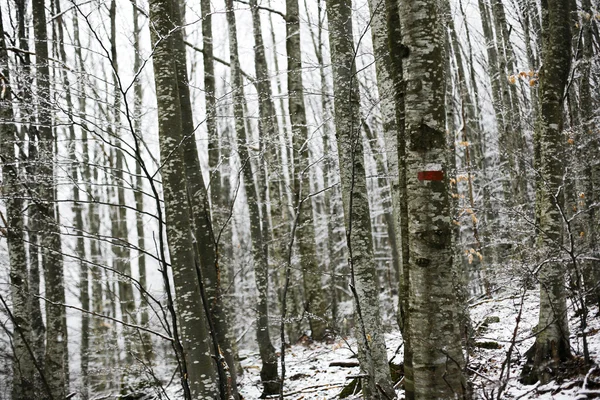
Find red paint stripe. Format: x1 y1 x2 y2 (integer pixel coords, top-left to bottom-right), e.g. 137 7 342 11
418 170 444 181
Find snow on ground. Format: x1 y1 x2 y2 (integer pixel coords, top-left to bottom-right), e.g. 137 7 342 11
238 288 600 399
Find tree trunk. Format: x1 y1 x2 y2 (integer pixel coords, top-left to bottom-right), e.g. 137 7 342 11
224 0 279 394
106 4 138 377
131 0 154 363
285 0 328 341
397 0 469 397
170 2 239 393
325 0 396 397
0 10 35 399
365 0 403 288
522 0 572 385
14 0 47 381
32 0 70 397
148 0 218 396
53 0 91 395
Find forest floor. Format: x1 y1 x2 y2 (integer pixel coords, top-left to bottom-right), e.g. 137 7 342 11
237 288 600 399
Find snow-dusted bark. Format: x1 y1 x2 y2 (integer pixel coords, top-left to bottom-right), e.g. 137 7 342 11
0 12 34 399
132 0 154 363
525 0 572 385
71 12 109 391
285 0 328 341
107 0 137 368
53 1 91 394
32 0 70 397
397 0 469 398
443 0 490 296
364 0 402 297
491 0 529 206
225 0 279 394
575 0 600 308
148 0 218 396
14 0 46 386
477 0 520 209
362 122 400 285
170 2 239 392
325 0 396 397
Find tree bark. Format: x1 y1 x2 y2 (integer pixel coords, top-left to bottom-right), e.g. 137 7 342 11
107 1 137 373
224 0 279 394
132 0 154 364
53 0 91 395
325 0 396 397
0 9 35 399
523 0 572 385
285 0 328 341
32 0 70 397
397 0 469 397
170 2 239 393
148 0 218 396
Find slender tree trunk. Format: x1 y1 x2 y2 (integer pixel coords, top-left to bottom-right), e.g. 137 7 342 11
478 0 519 210
491 0 529 207
14 0 47 377
148 0 218 396
365 0 403 286
362 121 400 286
579 0 600 308
52 0 91 395
132 0 154 363
325 0 396 397
397 0 469 397
444 1 490 296
315 3 346 326
108 2 137 371
32 1 69 397
224 0 279 394
522 0 572 385
285 0 328 340
0 10 35 399
72 12 108 391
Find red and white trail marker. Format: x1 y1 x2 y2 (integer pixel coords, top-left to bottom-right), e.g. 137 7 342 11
417 164 444 182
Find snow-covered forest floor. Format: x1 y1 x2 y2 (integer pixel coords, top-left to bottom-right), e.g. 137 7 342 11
237 288 600 399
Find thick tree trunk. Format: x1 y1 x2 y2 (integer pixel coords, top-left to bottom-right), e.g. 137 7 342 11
397 0 469 398
285 0 328 341
522 0 572 385
325 0 396 397
148 0 218 396
170 2 239 393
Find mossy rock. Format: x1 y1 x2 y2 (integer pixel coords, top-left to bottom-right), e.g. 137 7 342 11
339 377 361 398
338 361 403 398
474 341 502 349
477 316 501 335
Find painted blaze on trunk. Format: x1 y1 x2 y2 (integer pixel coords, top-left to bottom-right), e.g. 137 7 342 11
397 0 469 398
